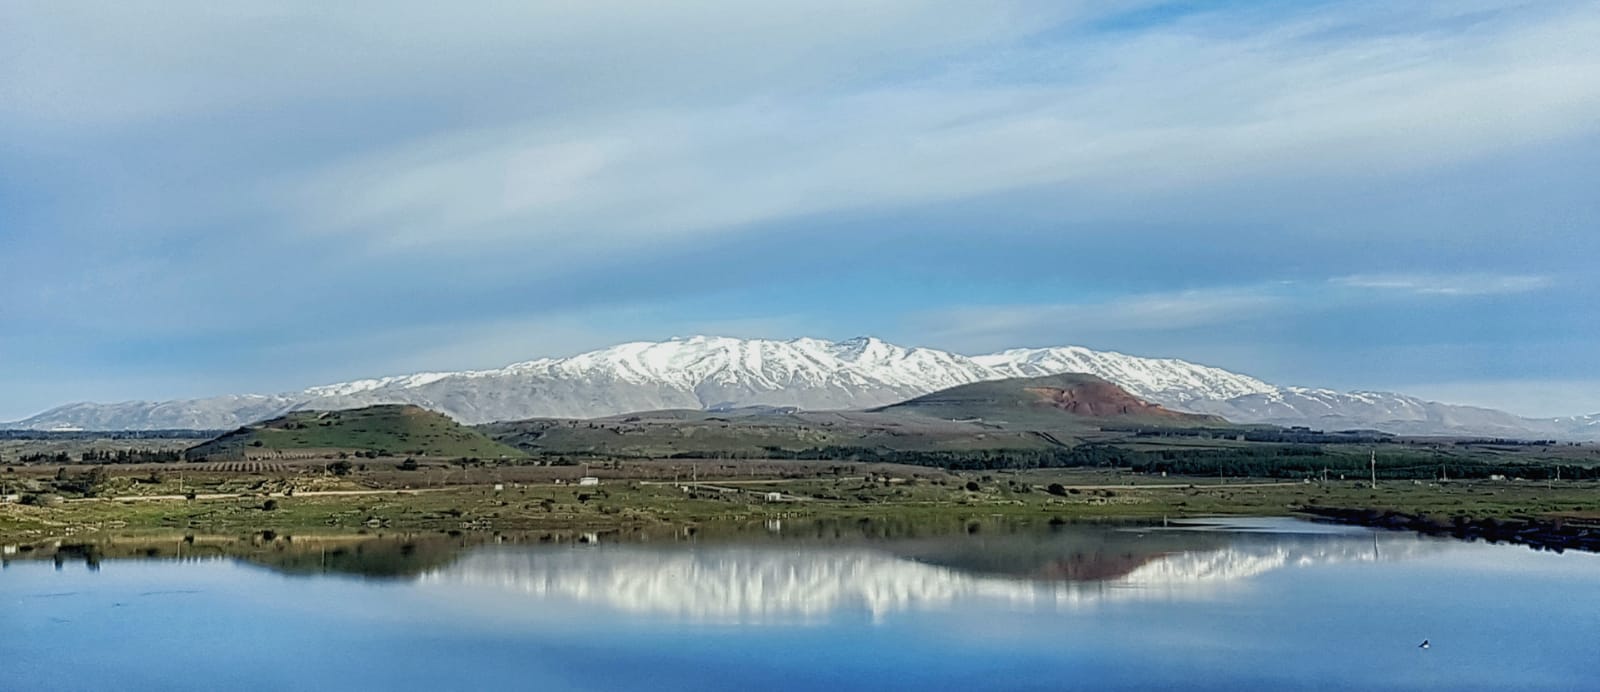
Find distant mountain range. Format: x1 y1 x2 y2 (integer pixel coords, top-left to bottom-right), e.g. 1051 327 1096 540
7 336 1597 439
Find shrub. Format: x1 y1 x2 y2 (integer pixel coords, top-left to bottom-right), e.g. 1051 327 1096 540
1047 483 1068 496
964 481 980 492
262 499 279 511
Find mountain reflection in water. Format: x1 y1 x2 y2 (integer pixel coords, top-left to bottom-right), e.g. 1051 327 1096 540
412 519 1444 623
6 518 1593 692
7 518 1448 624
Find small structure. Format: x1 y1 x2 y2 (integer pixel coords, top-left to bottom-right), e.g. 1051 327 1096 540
578 476 600 487
492 483 504 492
764 491 785 502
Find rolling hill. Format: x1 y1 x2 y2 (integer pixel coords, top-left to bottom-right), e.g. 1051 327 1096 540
875 373 1229 429
482 374 1240 458
185 405 523 461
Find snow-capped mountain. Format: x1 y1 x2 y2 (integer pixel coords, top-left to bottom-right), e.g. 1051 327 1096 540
1182 387 1563 438
6 335 1597 439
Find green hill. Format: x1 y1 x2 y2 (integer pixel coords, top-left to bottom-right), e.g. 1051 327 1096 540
186 405 522 460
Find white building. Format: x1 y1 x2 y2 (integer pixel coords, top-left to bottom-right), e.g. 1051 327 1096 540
578 477 600 487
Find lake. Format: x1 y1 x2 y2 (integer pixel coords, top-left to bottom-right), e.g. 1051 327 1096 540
4 517 1597 691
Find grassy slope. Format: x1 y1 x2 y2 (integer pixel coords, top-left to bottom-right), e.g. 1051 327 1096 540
875 373 1229 431
483 375 1237 458
189 405 522 460
481 408 1064 458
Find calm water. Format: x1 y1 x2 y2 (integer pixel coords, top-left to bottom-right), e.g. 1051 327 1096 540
4 518 1598 691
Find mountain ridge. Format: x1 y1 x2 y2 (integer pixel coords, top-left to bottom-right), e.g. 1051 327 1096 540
483 373 1237 459
7 335 1597 440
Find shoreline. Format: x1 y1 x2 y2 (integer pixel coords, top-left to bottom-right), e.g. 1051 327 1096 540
1300 506 1600 554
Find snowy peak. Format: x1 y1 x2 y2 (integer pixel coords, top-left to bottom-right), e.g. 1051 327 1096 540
446 335 991 395
302 372 455 397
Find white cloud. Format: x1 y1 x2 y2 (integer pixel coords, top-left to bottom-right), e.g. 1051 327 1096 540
269 1 1600 254
3 1 1597 415
1331 273 1554 296
0 1 1102 131
911 285 1291 348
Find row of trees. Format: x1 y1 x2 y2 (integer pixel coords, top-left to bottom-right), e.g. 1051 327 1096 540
13 448 185 464
666 443 1600 480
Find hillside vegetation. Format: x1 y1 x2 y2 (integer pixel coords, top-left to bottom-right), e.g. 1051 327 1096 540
875 373 1228 429
483 374 1240 460
186 405 522 461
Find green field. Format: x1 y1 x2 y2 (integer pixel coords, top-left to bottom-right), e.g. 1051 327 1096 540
5 460 1599 544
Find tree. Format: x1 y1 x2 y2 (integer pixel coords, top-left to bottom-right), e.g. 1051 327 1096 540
262 499 279 511
398 458 419 471
964 481 980 492
327 460 354 476
1047 483 1068 497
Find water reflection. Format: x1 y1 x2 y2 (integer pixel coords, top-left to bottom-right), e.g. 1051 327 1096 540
412 519 1447 623
7 519 1595 691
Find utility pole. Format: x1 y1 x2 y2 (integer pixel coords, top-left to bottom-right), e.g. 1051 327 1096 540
1369 450 1378 490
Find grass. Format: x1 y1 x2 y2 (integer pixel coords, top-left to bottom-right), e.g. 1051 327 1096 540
5 461 1598 544
189 405 523 460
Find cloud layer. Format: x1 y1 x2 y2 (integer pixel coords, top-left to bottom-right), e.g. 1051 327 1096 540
2 1 1598 418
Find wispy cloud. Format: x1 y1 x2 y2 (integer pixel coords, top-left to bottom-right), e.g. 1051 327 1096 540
271 1 1600 252
1331 273 1554 296
912 285 1292 346
1 1 1597 415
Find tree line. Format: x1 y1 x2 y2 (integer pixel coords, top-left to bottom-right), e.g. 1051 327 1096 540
14 448 184 464
669 444 1600 480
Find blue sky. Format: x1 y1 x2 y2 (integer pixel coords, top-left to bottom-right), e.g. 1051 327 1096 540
2 0 1598 420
